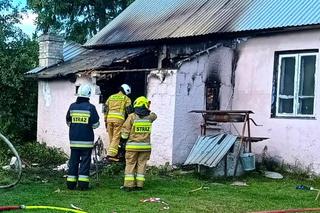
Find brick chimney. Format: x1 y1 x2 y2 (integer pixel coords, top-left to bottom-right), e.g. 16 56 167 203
38 34 64 67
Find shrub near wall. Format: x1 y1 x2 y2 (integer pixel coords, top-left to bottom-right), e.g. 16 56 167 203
18 142 68 167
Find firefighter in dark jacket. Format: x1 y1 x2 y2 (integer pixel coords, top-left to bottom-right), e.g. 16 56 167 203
66 84 100 190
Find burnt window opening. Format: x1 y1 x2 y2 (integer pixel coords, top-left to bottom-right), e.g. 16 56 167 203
271 49 318 118
97 71 149 105
96 52 158 105
206 80 220 110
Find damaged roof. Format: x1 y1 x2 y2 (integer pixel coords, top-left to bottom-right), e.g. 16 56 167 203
35 47 150 78
184 134 238 168
85 0 320 47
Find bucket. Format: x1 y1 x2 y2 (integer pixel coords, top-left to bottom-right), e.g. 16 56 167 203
240 152 255 171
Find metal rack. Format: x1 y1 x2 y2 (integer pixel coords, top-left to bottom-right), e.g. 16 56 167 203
190 110 268 177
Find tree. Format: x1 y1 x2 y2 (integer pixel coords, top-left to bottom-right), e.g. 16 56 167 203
0 0 38 143
27 0 134 44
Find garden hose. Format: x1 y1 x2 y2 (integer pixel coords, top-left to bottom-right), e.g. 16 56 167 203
0 133 22 189
0 205 87 213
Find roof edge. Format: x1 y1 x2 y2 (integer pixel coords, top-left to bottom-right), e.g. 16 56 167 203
84 24 320 49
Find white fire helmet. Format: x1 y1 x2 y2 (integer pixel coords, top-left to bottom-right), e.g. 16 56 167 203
77 84 92 98
121 84 131 95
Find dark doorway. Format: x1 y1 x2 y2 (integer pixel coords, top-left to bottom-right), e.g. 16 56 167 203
97 71 149 104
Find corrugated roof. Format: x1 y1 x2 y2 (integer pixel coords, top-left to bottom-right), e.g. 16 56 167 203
63 41 86 61
184 134 238 168
85 0 320 47
25 41 86 75
37 47 150 78
25 67 45 75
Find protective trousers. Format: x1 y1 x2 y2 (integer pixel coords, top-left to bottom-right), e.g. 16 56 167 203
107 122 123 157
124 151 151 188
67 148 92 190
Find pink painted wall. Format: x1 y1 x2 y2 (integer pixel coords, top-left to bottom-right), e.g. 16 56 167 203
37 73 177 165
37 78 107 154
233 30 320 173
37 80 75 153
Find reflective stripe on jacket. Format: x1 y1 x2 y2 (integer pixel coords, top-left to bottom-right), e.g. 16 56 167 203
121 112 157 152
66 99 100 148
105 92 131 123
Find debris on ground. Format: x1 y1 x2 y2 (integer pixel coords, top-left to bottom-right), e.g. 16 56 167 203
296 185 315 190
2 165 10 170
53 162 69 171
296 185 320 201
264 171 283 179
231 181 248 187
21 159 31 168
2 157 19 171
54 188 61 193
210 183 225 186
188 185 210 193
140 198 169 210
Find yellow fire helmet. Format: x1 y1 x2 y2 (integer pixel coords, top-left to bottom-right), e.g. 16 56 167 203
134 96 150 108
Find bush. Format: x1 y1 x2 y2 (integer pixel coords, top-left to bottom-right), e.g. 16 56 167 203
256 156 314 180
147 162 173 176
18 142 68 167
102 163 125 176
0 143 10 166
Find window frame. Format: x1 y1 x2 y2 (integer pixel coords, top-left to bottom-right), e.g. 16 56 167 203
205 79 220 110
274 51 318 118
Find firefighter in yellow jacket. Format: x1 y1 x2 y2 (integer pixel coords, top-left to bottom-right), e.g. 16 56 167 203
105 84 132 161
121 96 157 191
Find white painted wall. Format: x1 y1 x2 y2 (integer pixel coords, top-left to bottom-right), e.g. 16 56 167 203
233 29 320 173
37 78 107 154
147 70 177 165
37 73 177 165
172 58 205 164
172 47 234 164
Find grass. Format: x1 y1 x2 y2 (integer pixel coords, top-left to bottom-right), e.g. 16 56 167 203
2 167 320 213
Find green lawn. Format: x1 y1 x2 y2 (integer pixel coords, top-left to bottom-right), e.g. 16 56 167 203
2 168 320 213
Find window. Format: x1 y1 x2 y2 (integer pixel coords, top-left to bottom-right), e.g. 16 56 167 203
206 79 220 110
273 51 318 117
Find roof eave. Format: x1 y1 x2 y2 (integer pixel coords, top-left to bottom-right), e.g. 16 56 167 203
84 24 320 49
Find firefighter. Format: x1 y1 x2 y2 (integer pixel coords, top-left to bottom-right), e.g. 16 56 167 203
105 84 132 162
120 96 157 191
66 84 100 190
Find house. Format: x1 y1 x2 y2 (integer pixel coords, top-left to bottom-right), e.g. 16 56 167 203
27 0 320 173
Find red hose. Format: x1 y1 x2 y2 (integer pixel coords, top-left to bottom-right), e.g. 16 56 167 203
0 206 21 211
251 208 320 213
